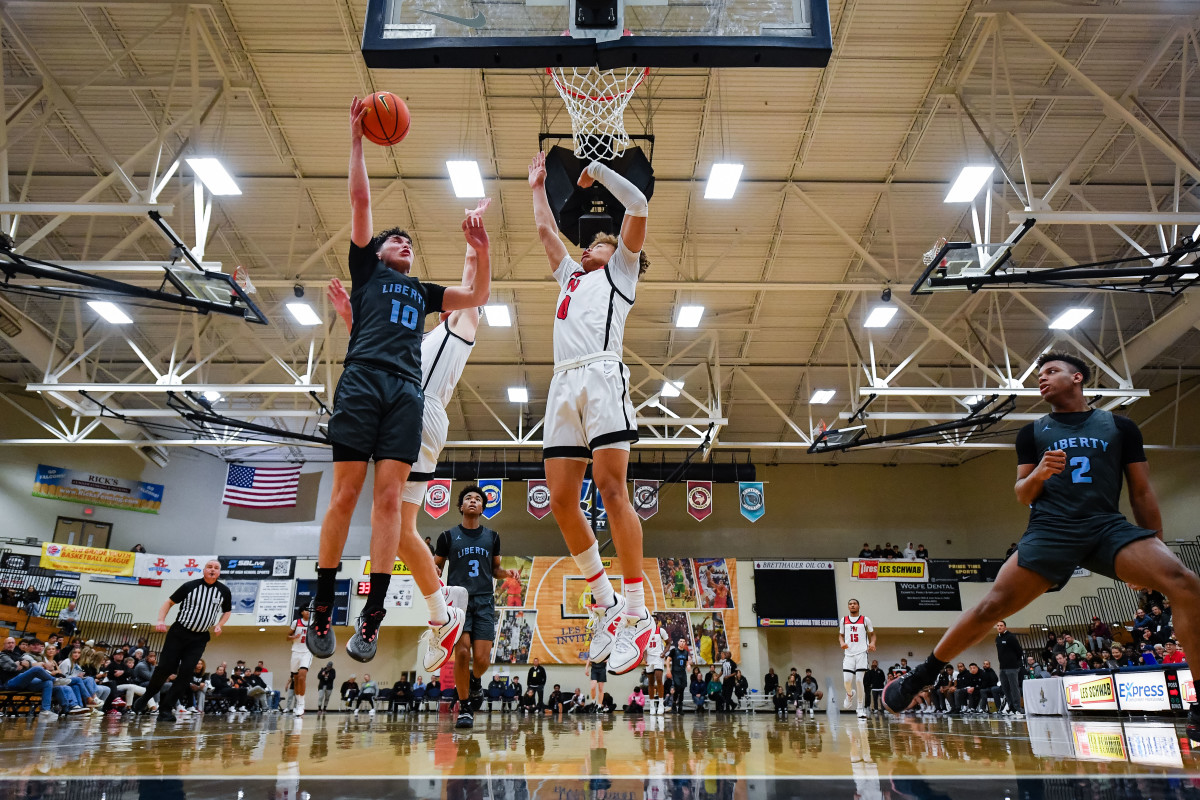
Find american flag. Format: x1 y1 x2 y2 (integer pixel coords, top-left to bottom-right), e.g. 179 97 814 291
222 464 301 508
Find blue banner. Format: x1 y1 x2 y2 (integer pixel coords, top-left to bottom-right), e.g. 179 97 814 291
479 479 503 519
579 479 606 522
739 482 765 523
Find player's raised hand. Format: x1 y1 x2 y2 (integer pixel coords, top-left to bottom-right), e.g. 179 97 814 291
577 163 596 189
465 197 492 223
1036 449 1067 480
326 278 351 320
349 96 368 141
507 568 521 583
462 202 490 251
528 152 547 188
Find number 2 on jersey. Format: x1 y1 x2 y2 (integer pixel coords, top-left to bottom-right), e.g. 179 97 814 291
1070 456 1092 484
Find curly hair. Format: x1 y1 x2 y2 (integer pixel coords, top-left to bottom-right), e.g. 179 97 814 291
1035 351 1091 384
372 227 412 253
589 232 649 275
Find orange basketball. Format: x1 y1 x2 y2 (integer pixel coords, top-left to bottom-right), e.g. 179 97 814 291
361 91 410 147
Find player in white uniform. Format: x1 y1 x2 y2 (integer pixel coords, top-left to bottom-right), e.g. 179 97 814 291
528 152 653 676
287 607 312 716
327 199 489 672
838 598 876 718
644 620 669 714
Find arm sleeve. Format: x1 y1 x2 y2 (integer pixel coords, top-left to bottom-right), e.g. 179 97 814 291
434 532 451 559
423 282 446 314
1015 423 1038 465
1115 415 1147 464
220 584 233 613
348 242 377 284
169 580 194 604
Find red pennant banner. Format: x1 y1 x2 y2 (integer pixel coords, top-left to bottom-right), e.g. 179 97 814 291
424 479 452 519
686 480 713 521
633 480 659 520
527 479 552 520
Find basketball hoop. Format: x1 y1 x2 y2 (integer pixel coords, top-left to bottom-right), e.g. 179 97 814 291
548 65 649 162
232 265 256 295
921 237 949 268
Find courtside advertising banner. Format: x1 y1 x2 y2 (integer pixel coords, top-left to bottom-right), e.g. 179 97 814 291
479 479 503 519
40 543 136 576
527 479 552 520
134 554 214 580
424 479 452 519
33 464 164 514
686 481 712 521
1113 670 1170 711
849 559 928 582
632 480 659 520
738 482 765 523
1062 673 1119 711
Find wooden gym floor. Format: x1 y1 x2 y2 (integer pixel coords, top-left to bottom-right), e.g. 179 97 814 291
0 710 1198 798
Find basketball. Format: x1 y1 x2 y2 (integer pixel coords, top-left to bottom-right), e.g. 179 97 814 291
361 91 409 147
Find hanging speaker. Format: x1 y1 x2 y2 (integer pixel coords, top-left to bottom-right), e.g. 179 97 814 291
543 145 654 247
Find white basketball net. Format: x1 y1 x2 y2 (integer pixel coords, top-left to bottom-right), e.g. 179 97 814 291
548 66 649 162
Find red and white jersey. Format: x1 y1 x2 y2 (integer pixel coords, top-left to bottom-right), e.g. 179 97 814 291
551 243 640 367
839 614 873 656
290 617 308 653
645 626 668 660
420 320 474 407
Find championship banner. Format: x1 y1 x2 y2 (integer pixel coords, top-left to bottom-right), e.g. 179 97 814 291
134 554 214 580
33 464 164 514
479 479 503 519
40 543 136 576
686 481 712 521
738 482 764 523
850 559 928 582
424 479 452 519
527 479 552 520
632 480 659 520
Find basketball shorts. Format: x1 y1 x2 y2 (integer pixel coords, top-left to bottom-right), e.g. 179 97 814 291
590 661 609 682
290 651 313 673
843 652 869 673
646 657 665 673
328 362 423 464
543 360 638 461
1017 513 1157 586
462 593 497 642
401 397 449 504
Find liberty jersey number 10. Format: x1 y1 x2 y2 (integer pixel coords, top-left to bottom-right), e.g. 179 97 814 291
390 300 419 329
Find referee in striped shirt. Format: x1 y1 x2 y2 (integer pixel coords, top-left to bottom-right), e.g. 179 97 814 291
132 559 232 722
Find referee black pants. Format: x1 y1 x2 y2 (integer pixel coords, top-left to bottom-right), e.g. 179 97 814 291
141 623 210 711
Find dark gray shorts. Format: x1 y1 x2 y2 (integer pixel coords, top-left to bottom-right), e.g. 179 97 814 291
1017 514 1156 586
590 662 608 683
328 362 423 463
463 593 496 642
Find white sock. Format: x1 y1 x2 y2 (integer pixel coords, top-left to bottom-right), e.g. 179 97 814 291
573 543 615 608
624 578 646 617
425 587 449 625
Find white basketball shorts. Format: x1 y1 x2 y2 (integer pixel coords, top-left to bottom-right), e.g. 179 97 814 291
842 651 869 673
402 397 449 504
542 360 638 461
646 657 665 672
290 650 313 673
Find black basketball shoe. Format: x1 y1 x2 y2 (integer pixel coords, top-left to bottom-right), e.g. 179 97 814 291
456 709 474 729
306 598 336 659
469 676 484 713
883 659 939 714
346 606 386 663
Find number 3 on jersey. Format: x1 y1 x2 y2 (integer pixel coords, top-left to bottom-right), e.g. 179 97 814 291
468 559 480 577
557 274 583 321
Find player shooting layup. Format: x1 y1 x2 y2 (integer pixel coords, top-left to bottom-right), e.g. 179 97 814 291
306 96 488 667
527 152 653 676
838 599 875 719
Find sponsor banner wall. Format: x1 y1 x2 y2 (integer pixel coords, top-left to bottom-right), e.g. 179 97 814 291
850 559 928 582
40 543 136 576
134 554 214 580
753 560 834 570
254 580 295 626
1124 723 1183 768
33 464 164 514
500 556 738 665
361 558 412 576
1071 721 1127 761
1113 670 1170 712
1062 673 1119 711
928 559 1004 583
218 556 294 579
895 581 961 611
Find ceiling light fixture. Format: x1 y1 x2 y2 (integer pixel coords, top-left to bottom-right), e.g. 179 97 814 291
88 301 133 324
864 306 898 328
483 304 512 327
661 380 684 398
809 389 836 404
185 157 242 196
675 305 704 328
704 163 744 199
944 165 994 203
446 160 485 198
1048 307 1093 330
286 302 322 326
507 387 528 403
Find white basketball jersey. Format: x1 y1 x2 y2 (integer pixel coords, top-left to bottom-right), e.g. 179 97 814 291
551 244 640 366
645 626 667 659
840 614 873 656
421 320 473 406
290 618 308 653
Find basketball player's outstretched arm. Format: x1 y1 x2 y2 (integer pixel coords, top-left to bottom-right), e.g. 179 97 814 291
327 278 352 335
576 161 647 252
528 152 570 270
348 97 373 248
443 206 491 311
447 199 491 339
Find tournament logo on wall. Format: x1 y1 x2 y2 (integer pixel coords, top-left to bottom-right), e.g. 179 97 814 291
686 481 712 521
633 480 659 520
424 479 452 519
527 479 552 520
738 481 764 523
479 479 503 519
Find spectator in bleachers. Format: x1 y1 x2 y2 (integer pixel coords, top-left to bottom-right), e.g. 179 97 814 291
210 664 250 712
623 686 646 714
130 544 147 553
1005 543 1018 559
915 544 929 560
1162 599 1173 625
932 664 955 713
352 674 377 714
57 602 79 637
954 663 983 713
389 676 413 712
58 643 109 709
245 665 270 711
1085 617 1111 653
184 660 207 714
19 585 41 615
1148 605 1172 644
902 542 916 560
772 686 788 716
1023 656 1050 679
2 638 86 717
690 669 707 711
340 675 359 709
800 669 823 712
870 544 883 557
519 688 538 714
1162 640 1187 664
1051 653 1076 675
763 667 778 694
857 543 874 558
316 662 335 713
863 660 885 712
546 684 565 714
1062 633 1086 658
